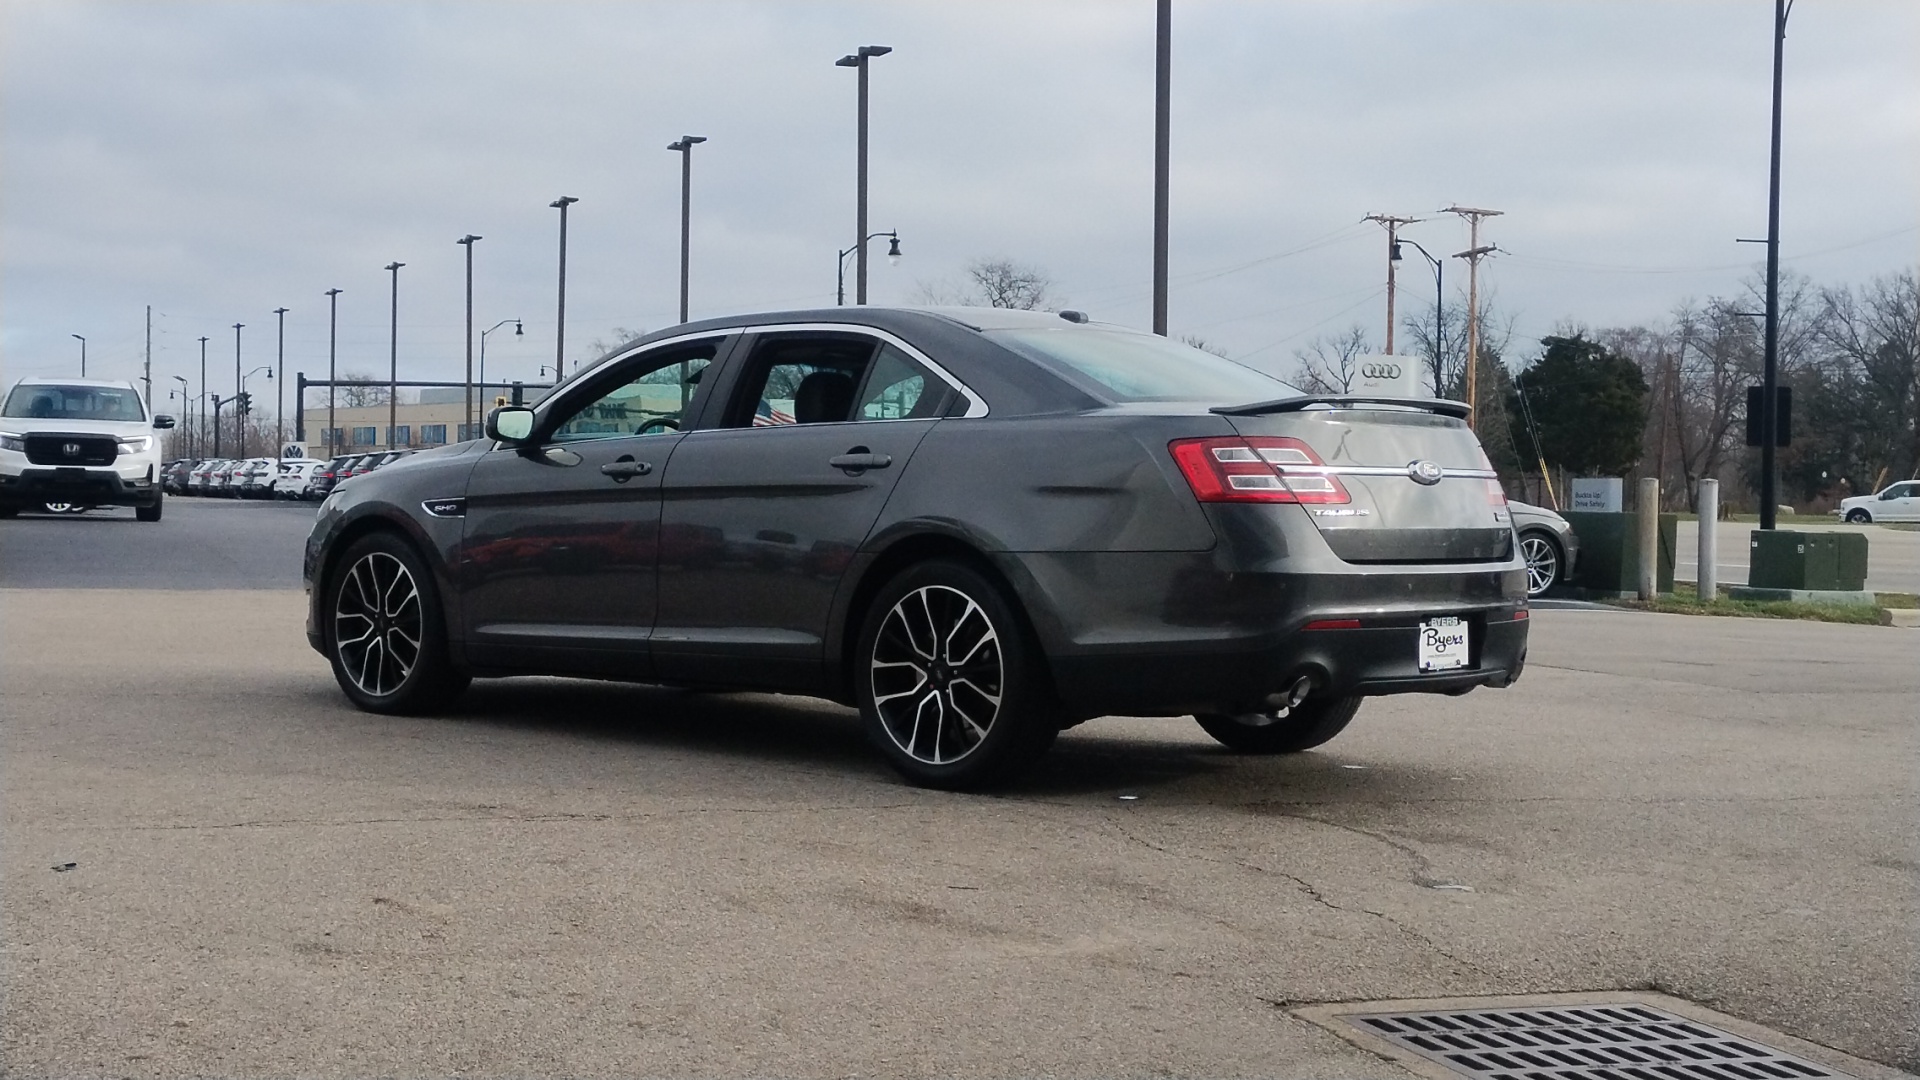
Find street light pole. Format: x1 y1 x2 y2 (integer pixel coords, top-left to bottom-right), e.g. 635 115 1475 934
667 136 706 323
232 322 245 457
1152 0 1170 336
325 288 342 456
457 234 481 439
550 196 578 376
1398 238 1445 396
479 319 523 421
273 306 288 452
384 262 403 450
836 45 891 305
72 334 86 377
198 336 209 458
1759 0 1791 532
837 231 900 306
171 375 190 456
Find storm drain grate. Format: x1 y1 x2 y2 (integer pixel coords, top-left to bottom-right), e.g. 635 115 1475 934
1346 1004 1856 1080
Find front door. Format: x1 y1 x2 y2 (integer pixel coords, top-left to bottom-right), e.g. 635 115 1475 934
654 331 956 689
459 337 724 677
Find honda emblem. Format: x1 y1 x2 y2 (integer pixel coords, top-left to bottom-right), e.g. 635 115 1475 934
62 442 81 457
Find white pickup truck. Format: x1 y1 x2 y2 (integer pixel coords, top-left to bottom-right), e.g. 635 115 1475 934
0 377 175 521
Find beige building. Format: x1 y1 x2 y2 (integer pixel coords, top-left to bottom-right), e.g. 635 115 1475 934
297 388 511 455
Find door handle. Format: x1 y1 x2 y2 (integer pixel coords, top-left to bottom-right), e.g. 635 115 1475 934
600 457 652 482
829 451 892 473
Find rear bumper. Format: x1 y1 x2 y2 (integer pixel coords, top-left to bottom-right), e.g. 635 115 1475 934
0 466 159 507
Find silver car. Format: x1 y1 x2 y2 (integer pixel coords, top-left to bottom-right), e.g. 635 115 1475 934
1509 500 1579 597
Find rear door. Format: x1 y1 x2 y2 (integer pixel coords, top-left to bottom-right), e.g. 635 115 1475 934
652 330 954 689
1217 407 1512 563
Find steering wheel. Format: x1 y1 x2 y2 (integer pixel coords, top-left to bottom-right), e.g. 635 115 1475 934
636 417 679 435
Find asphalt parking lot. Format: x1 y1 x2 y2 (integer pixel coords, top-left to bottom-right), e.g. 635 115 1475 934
3 500 1915 1078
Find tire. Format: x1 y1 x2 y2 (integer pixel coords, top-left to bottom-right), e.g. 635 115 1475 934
1845 509 1871 524
1195 696 1363 754
136 495 163 522
324 531 469 715
0 506 18 518
855 559 1059 791
42 503 88 514
1517 529 1563 597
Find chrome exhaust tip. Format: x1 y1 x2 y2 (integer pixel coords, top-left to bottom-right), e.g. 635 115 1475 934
1264 674 1316 711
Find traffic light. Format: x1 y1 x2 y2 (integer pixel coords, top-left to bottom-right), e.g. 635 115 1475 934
236 391 252 415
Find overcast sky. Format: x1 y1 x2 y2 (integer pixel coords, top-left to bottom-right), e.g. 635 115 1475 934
3 1 1915 410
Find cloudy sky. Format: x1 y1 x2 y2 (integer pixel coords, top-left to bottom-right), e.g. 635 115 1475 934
3 1 1915 414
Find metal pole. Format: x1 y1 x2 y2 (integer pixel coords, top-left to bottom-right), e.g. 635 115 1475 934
1697 478 1721 601
326 289 341 456
1637 477 1661 600
295 372 306 442
669 137 705 322
1759 0 1789 532
273 307 288 451
1151 0 1170 336
856 58 870 304
232 323 244 458
199 336 208 459
1434 258 1444 395
551 197 577 375
73 335 86 377
385 262 403 449
458 235 480 440
144 307 152 409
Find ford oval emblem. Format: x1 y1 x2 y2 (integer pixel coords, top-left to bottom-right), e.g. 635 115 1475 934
1409 460 1444 485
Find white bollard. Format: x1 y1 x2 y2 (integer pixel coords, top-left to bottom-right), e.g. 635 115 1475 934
1637 477 1660 600
1697 478 1720 602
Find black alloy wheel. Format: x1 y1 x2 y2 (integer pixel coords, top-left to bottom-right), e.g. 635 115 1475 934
1195 696 1363 754
325 531 468 714
1517 530 1563 597
857 560 1058 790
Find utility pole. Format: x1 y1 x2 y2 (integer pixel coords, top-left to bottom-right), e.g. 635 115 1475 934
1366 214 1421 354
1444 205 1503 431
1151 0 1171 336
325 289 342 456
667 136 706 323
835 46 891 305
273 307 288 452
232 322 244 458
385 262 404 450
1758 0 1792 531
457 235 481 438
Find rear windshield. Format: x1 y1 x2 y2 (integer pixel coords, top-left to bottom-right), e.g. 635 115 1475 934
3 384 146 421
985 327 1295 404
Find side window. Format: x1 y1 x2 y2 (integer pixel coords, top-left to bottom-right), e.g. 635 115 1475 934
549 341 717 443
723 334 880 428
854 344 951 421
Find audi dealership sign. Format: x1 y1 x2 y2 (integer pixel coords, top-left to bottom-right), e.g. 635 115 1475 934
1354 354 1425 398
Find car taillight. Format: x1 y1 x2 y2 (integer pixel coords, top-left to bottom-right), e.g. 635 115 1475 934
1168 436 1350 505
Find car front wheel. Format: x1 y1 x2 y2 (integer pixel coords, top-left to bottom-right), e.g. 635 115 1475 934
325 532 468 715
1517 530 1564 597
1195 696 1362 754
856 560 1059 790
136 494 163 522
1845 509 1872 524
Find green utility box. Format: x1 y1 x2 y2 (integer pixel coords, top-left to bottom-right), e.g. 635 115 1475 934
1748 531 1869 591
1561 511 1677 596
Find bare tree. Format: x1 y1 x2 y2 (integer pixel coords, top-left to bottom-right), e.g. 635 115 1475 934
333 372 391 408
1180 334 1231 358
1291 326 1372 394
914 258 1055 310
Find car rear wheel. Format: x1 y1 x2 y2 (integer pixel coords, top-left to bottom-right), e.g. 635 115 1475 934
1845 509 1871 524
1195 696 1362 754
857 560 1059 790
1517 530 1563 597
136 495 163 522
326 532 468 715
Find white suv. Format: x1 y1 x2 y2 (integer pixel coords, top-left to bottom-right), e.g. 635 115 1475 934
0 378 174 521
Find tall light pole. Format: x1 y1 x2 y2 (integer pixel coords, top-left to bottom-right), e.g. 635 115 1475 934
272 306 288 452
836 44 891 305
385 262 403 450
667 136 706 323
72 334 86 376
171 375 190 456
1151 0 1170 336
1758 0 1792 532
838 232 900 306
198 336 209 457
231 322 245 457
457 234 481 438
550 196 578 376
1398 238 1445 396
325 288 342 455
479 318 523 424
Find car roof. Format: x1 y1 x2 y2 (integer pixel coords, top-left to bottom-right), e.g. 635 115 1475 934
11 376 142 389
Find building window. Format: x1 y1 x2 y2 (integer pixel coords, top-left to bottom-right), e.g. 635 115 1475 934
327 427 344 448
421 424 447 444
387 425 410 446
351 426 376 446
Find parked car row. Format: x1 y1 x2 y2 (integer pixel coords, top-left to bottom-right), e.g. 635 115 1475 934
161 450 417 501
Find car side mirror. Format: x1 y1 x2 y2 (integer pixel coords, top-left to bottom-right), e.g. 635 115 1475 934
153 415 176 430
486 406 535 444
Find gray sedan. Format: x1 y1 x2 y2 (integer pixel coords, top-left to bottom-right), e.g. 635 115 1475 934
1509 499 1579 596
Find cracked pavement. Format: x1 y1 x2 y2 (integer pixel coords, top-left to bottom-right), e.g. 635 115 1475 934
3 506 1916 1077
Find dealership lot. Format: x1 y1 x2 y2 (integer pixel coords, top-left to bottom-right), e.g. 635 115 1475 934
2 503 1915 1078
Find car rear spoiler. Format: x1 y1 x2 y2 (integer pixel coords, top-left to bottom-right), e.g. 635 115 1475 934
1210 395 1472 420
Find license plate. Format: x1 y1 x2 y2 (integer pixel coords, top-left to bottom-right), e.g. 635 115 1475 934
1419 616 1469 672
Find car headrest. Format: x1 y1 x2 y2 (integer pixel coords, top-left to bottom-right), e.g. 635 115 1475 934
792 370 856 425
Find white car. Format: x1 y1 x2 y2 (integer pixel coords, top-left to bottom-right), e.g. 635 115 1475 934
1837 480 1920 524
0 378 173 521
274 459 326 499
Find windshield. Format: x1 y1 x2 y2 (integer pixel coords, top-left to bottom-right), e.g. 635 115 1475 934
3 383 146 421
985 327 1296 404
